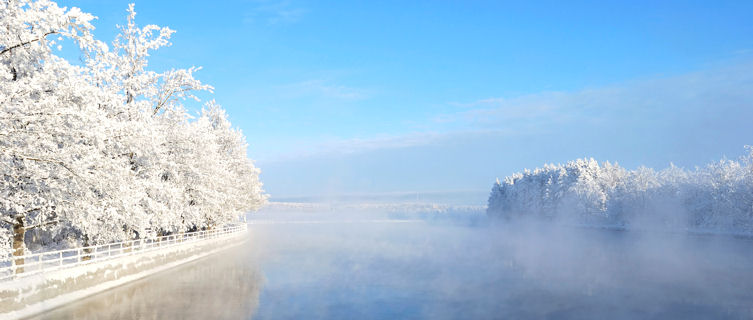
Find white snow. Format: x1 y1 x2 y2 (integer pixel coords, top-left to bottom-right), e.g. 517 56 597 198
0 1 266 257
488 148 753 235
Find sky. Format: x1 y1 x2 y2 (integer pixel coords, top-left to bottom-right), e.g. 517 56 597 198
58 0 753 200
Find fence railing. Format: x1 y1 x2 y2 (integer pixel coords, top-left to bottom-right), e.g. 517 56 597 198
0 224 247 282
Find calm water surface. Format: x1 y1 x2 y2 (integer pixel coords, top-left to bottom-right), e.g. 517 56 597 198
35 217 753 319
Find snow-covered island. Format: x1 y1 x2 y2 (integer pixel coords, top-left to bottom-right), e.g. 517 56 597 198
488 148 753 236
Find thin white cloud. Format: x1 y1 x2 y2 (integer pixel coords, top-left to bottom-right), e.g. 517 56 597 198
244 0 305 25
283 79 370 100
437 60 753 130
260 132 443 163
256 128 525 164
262 60 753 163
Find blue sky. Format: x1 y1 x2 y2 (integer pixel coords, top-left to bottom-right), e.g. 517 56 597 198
60 1 753 200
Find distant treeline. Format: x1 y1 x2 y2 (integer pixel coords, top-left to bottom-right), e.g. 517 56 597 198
487 147 753 234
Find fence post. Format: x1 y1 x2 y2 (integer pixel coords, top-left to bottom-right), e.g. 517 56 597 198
82 237 92 261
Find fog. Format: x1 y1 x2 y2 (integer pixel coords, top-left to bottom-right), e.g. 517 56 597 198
248 209 753 319
36 204 753 319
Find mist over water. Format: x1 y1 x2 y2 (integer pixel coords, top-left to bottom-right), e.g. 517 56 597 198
36 203 753 319
248 211 753 319
270 190 490 206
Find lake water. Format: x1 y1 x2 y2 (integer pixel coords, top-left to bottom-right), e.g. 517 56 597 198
35 212 753 319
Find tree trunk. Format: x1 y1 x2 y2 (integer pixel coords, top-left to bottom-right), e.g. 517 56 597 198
123 228 133 253
81 235 92 261
12 216 25 274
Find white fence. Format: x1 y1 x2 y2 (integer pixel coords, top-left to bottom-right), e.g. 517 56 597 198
0 224 247 282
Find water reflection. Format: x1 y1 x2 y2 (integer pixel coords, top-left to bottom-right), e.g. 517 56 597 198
34 237 263 320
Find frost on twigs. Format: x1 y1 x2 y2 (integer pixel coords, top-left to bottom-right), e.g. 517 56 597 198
0 1 266 257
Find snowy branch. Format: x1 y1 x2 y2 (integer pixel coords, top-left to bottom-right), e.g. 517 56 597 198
0 1 266 255
0 31 58 56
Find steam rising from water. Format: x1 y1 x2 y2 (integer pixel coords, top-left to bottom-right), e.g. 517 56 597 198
248 207 753 319
33 204 753 319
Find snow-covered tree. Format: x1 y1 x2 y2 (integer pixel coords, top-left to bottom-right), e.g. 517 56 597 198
488 147 753 235
1 1 266 262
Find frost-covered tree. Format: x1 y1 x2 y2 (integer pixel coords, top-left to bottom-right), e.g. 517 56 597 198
488 147 753 235
1 1 266 261
1 0 103 258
